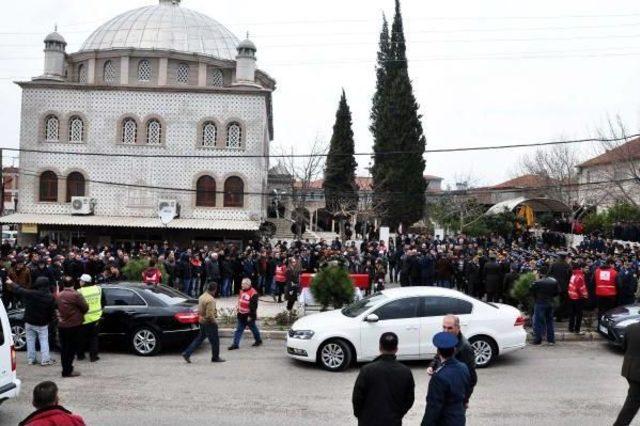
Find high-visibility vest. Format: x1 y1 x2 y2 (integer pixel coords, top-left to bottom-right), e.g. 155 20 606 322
238 288 257 314
595 267 618 297
79 285 102 324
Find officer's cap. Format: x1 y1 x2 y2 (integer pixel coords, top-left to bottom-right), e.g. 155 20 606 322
433 332 458 350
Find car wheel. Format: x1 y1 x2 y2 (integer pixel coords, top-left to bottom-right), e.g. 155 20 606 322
11 324 26 351
318 339 352 372
131 327 161 356
469 336 497 368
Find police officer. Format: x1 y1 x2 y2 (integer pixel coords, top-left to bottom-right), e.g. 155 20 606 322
427 315 477 407
77 274 102 362
422 332 470 426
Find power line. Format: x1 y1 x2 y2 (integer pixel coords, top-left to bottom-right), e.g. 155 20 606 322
4 20 640 37
6 31 640 49
15 167 639 199
4 134 638 159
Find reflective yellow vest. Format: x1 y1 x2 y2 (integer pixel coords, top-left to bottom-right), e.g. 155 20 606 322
78 285 102 325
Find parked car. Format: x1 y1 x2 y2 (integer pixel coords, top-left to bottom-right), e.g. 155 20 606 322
0 300 20 405
10 283 200 356
598 304 640 350
287 287 526 371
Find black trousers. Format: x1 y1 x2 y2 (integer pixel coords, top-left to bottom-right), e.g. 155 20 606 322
614 379 640 426
276 282 286 303
58 326 81 376
597 296 617 320
568 299 584 332
77 322 99 361
182 323 220 360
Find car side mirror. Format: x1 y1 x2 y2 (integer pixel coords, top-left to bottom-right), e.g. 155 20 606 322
365 314 379 323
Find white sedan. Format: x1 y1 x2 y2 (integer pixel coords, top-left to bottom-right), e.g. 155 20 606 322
286 287 526 371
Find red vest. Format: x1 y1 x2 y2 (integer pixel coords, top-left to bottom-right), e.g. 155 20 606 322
568 271 588 300
238 287 257 314
595 267 618 297
275 265 287 283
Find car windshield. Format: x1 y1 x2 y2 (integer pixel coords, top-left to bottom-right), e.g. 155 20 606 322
341 293 387 318
139 285 190 306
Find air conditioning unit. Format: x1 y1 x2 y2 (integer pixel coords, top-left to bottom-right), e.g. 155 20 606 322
71 197 96 215
158 199 180 225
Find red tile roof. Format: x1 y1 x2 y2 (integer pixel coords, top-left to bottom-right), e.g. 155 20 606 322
578 137 640 168
490 174 555 189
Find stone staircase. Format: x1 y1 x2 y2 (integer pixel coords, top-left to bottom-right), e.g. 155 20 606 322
268 218 319 241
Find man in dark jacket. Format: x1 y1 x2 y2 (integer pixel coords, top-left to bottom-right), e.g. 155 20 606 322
614 322 640 425
548 253 572 321
483 255 502 302
427 315 477 406
530 276 560 345
352 332 415 426
30 259 56 291
8 276 56 366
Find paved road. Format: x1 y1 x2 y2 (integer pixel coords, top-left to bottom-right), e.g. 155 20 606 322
0 340 629 425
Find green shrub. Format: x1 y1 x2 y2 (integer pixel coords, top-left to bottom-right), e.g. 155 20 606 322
121 259 148 282
310 264 355 311
273 310 298 327
511 272 536 314
121 258 167 283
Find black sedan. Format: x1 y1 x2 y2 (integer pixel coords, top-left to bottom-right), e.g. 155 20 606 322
598 304 640 350
10 283 201 356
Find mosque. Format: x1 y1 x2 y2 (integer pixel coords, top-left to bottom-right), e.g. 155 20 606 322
2 0 276 247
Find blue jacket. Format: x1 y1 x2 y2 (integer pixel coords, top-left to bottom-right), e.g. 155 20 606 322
422 357 470 426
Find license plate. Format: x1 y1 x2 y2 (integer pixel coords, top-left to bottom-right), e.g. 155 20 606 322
599 324 608 335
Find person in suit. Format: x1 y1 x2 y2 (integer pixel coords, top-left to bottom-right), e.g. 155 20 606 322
352 332 415 426
614 322 640 425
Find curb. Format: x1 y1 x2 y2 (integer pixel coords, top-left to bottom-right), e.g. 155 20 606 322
219 328 288 341
526 330 604 343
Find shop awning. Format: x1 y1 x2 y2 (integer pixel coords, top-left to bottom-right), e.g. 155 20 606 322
0 214 260 231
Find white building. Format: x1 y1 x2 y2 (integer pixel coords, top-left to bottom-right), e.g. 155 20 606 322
575 137 640 210
2 0 276 247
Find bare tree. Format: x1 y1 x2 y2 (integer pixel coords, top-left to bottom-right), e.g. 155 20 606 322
426 173 486 234
279 137 328 238
517 144 580 206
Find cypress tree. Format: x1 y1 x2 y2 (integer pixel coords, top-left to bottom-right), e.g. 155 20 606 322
371 0 427 230
324 90 358 215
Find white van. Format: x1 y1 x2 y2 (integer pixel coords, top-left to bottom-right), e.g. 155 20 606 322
0 302 20 405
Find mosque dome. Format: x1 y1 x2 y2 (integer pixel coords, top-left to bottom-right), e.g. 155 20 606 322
79 0 240 61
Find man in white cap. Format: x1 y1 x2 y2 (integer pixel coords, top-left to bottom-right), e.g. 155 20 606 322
77 273 102 362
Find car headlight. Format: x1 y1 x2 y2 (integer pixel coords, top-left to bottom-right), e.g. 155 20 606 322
615 319 640 329
289 330 315 340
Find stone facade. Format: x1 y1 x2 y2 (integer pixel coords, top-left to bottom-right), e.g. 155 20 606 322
18 85 270 221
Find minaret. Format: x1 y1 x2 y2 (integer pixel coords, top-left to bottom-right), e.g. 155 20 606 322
42 26 67 80
235 36 257 83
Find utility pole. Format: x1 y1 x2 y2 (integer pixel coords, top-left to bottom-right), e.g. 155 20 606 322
0 148 4 216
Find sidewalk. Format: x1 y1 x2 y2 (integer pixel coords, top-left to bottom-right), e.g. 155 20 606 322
215 295 605 343
215 295 293 318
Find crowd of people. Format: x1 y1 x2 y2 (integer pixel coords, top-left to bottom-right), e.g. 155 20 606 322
1 230 639 315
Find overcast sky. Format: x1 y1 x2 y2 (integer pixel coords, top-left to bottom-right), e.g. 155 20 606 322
2 0 640 188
